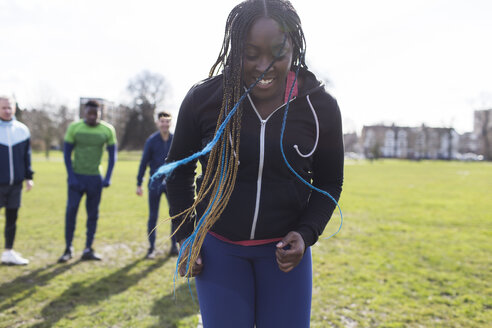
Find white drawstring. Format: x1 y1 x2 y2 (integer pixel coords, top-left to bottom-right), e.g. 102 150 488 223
293 94 319 158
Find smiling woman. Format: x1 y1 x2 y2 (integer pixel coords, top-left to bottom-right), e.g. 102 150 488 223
242 17 294 116
164 0 344 327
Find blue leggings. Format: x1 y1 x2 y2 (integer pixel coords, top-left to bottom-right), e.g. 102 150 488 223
147 186 176 249
65 174 102 249
195 234 312 328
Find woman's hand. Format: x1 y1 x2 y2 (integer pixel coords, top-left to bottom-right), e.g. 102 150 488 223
275 231 305 273
178 239 204 277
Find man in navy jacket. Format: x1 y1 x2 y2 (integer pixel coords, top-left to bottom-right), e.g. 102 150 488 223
136 111 177 258
0 96 34 265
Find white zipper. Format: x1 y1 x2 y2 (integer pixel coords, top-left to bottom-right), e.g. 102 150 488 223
250 119 266 239
7 125 14 185
247 94 296 239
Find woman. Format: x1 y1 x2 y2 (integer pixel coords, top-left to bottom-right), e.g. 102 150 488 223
164 0 344 326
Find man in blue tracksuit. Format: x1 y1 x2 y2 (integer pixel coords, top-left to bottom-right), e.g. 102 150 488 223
136 111 177 258
0 96 34 265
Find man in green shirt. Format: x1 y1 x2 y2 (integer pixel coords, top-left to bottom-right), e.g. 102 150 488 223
58 100 117 262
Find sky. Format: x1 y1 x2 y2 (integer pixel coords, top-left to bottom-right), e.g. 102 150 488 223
1 0 492 134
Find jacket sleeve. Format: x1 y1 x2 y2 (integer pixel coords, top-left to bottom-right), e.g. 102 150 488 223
24 137 34 180
295 98 344 248
137 139 151 186
63 142 75 176
104 144 117 184
166 87 202 242
105 125 117 183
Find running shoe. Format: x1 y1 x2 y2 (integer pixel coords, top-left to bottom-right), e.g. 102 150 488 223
58 247 74 263
1 249 29 265
81 248 102 261
146 248 156 259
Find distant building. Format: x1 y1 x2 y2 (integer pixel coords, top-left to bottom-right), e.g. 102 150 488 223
360 124 459 160
79 97 118 125
473 109 492 160
458 132 478 154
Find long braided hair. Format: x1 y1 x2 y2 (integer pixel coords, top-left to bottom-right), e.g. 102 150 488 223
173 0 308 277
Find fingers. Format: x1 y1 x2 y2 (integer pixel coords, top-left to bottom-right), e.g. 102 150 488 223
276 247 302 273
193 255 203 276
276 231 305 273
178 255 203 277
276 260 295 273
276 247 302 261
177 242 203 278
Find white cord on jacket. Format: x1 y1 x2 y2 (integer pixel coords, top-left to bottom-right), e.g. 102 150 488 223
293 94 319 157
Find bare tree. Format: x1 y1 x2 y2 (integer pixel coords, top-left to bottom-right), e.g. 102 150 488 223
112 104 131 146
20 108 56 158
121 70 168 150
127 70 167 109
53 105 75 149
19 104 75 158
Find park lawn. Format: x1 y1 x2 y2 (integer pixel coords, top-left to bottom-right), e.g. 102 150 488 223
0 154 491 327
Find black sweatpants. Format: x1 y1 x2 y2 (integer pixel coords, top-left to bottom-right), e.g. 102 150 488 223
4 208 19 249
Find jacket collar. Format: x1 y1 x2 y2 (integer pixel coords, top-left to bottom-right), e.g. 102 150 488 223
0 118 15 126
296 69 325 98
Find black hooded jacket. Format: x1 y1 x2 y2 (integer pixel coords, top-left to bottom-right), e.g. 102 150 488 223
166 69 344 248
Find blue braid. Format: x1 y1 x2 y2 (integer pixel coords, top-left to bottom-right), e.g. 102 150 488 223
150 35 288 187
279 55 343 240
150 59 279 188
166 41 341 302
166 36 288 300
174 141 229 298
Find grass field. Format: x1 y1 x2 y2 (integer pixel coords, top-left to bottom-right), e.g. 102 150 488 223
0 153 490 327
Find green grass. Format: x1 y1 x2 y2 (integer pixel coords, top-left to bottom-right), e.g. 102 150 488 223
1 154 490 327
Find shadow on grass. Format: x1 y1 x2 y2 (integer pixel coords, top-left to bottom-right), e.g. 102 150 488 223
32 256 171 328
150 280 200 328
0 260 82 312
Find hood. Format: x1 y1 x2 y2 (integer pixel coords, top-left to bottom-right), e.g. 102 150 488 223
297 68 325 98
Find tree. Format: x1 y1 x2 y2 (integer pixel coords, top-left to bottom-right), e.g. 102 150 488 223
120 70 168 150
19 104 75 158
14 103 23 121
53 105 75 149
127 70 167 109
20 108 56 158
369 142 381 160
112 104 132 146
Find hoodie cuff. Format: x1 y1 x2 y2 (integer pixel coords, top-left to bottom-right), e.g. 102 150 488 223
26 171 34 180
295 225 319 249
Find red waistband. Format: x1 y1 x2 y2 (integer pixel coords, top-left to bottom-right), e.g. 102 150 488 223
209 231 282 246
